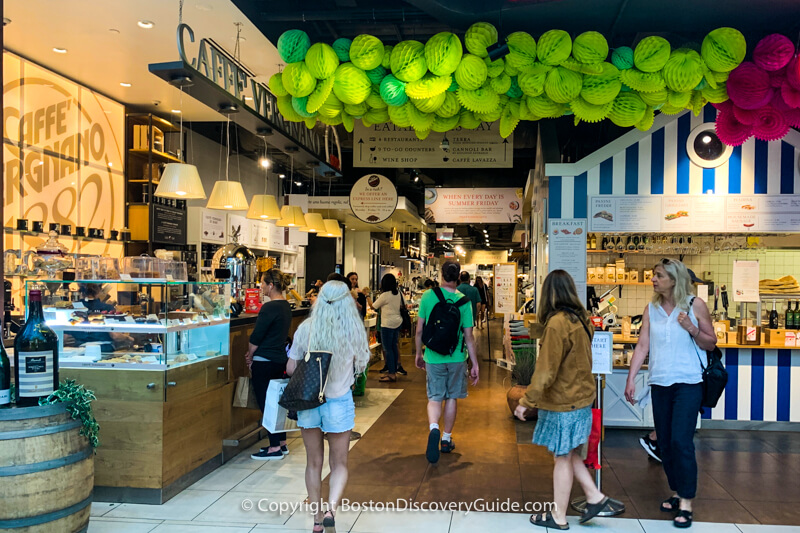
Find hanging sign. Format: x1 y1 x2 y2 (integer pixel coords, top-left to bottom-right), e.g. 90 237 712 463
425 188 523 224
436 227 454 241
349 174 398 224
353 122 513 168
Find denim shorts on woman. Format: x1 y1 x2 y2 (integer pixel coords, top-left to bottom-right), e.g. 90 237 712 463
297 391 355 434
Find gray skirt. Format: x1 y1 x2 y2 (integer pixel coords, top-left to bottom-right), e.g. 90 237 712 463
532 406 592 457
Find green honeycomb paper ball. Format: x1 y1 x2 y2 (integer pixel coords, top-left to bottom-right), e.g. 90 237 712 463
414 128 432 140
570 97 613 123
506 77 523 98
639 87 668 106
537 30 572 66
572 31 609 64
663 49 705 92
544 67 583 103
431 113 461 132
344 102 368 117
668 89 692 108
459 109 483 129
634 36 671 72
406 74 452 99
366 85 388 109
636 105 656 131
350 34 385 71
387 102 413 127
333 63 371 104
518 71 547 97
702 27 747 73
580 62 621 104
317 92 343 118
455 54 488 90
341 112 354 133
410 91 447 113
702 82 728 103
390 40 427 82
379 74 408 106
457 86 500 114
465 22 498 58
318 113 343 126
382 45 394 68
277 30 311 63
277 94 304 122
268 72 289 97
608 92 647 127
490 74 512 94
499 105 520 138
475 107 503 123
619 69 666 93
304 43 339 79
332 38 352 62
281 62 316 97
364 107 390 125
306 76 335 113
425 32 463 76
505 61 521 77
407 104 435 131
435 91 461 118
660 102 685 115
527 94 566 118
611 46 635 70
304 116 317 129
506 32 538 71
366 66 387 85
561 57 604 75
485 57 505 78
291 96 316 118
448 78 459 92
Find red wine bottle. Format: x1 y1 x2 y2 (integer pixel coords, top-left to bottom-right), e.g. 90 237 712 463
0 341 10 408
14 289 59 407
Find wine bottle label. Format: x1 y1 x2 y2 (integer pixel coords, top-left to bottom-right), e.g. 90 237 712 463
18 350 55 397
0 389 9 405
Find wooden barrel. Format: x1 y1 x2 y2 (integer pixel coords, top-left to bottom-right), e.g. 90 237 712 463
0 403 94 533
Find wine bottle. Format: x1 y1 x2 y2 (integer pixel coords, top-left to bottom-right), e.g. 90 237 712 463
769 299 779 330
0 341 10 408
785 300 794 330
795 300 800 330
13 289 59 407
590 233 597 250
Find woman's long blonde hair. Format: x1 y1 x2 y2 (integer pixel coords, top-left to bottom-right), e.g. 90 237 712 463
652 258 694 311
538 270 589 324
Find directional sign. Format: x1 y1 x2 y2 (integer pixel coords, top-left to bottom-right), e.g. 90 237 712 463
353 122 513 168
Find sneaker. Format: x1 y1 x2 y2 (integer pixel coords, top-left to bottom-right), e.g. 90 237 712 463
281 445 289 455
379 366 390 373
251 449 284 461
396 366 408 376
426 428 441 464
441 439 455 453
639 434 662 462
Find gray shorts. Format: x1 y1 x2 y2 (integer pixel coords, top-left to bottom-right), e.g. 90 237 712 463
426 361 468 401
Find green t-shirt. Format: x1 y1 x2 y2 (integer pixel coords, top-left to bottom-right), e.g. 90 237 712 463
418 287 474 364
457 283 481 317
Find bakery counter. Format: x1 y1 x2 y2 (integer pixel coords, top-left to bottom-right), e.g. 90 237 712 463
612 334 800 350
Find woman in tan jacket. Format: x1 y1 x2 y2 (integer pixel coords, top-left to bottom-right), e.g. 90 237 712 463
515 270 623 529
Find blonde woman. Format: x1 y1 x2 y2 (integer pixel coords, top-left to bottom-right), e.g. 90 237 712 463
287 280 370 533
624 258 716 529
515 270 623 529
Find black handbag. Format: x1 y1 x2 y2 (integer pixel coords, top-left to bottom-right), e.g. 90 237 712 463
399 292 412 333
688 298 729 409
279 350 332 411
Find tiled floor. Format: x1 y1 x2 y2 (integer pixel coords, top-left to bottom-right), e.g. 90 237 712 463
90 321 800 532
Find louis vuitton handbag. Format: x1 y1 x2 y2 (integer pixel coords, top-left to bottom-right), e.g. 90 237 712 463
279 321 332 411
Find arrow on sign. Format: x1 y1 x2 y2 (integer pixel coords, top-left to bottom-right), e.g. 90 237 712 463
503 138 508 162
358 138 364 160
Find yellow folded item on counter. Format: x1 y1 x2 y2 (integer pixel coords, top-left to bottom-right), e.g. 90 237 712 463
759 275 799 294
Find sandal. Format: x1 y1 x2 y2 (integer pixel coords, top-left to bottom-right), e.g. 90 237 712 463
579 496 625 524
674 509 693 528
529 511 569 530
313 522 324 533
661 496 680 513
379 375 396 382
323 510 335 532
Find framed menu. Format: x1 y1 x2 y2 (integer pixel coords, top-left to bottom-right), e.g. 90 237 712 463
549 219 587 306
493 263 518 315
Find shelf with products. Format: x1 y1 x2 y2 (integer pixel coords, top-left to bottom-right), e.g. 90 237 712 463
588 281 652 286
3 227 125 245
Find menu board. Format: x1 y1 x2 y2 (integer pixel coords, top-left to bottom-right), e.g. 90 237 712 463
493 263 517 314
589 195 800 233
549 219 587 306
153 204 186 245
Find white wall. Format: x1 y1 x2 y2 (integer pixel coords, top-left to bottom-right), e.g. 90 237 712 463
344 231 371 285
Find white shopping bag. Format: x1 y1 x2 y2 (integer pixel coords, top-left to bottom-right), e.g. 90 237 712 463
262 379 300 433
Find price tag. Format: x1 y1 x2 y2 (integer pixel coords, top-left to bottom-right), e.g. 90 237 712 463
180 318 191 325
120 273 133 281
124 315 136 323
166 274 175 282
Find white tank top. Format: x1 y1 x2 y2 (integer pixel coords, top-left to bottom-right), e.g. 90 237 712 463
647 297 706 387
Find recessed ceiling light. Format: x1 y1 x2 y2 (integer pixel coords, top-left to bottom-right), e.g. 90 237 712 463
108 162 113 167
279 173 286 178
244 96 253 101
137 20 155 29
171 109 181 113
120 82 132 87
53 47 68 54
294 181 302 186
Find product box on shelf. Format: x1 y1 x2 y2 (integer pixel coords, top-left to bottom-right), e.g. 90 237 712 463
766 328 797 347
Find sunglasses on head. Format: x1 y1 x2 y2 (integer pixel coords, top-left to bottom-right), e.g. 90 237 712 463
660 258 673 265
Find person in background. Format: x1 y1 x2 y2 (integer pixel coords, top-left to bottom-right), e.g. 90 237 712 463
625 259 716 528
347 272 372 318
423 279 435 291
306 279 323 298
372 273 404 383
245 269 294 461
66 283 134 351
307 287 319 306
416 260 479 464
456 271 481 328
475 276 489 329
287 281 370 533
516 270 624 529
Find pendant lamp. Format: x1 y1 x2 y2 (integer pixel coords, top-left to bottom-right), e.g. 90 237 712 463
246 194 281 220
300 212 326 233
207 116 249 210
155 85 206 199
321 218 342 237
276 205 307 227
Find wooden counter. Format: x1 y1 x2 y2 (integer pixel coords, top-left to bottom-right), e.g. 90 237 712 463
612 333 800 350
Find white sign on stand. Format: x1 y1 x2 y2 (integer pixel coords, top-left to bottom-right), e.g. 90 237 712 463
591 331 613 375
732 260 760 303
493 263 517 314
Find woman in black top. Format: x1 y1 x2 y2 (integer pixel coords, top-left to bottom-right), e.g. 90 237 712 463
245 269 294 461
475 276 488 328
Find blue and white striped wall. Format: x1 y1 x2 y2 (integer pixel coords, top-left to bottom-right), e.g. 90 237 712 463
546 105 800 220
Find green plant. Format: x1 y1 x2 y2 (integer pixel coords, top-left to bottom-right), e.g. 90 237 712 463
511 346 537 387
39 379 100 449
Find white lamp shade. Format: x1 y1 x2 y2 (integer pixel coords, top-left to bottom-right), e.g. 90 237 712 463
154 163 206 199
300 212 326 233
206 181 249 210
246 194 281 220
321 219 342 237
276 205 307 227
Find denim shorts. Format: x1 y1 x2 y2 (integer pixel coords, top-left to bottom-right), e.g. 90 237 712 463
297 391 355 434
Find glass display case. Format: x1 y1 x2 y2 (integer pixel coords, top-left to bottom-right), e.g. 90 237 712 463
25 279 231 369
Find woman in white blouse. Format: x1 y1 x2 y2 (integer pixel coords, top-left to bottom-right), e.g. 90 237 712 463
371 273 404 383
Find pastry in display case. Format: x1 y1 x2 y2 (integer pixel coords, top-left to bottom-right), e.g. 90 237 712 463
26 279 231 368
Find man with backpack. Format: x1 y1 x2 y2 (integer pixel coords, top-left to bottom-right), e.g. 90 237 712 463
415 260 480 464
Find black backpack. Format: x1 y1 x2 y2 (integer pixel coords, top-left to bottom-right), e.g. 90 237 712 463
422 287 470 356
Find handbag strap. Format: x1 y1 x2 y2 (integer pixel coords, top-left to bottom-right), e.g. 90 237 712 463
687 297 707 372
557 307 593 342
